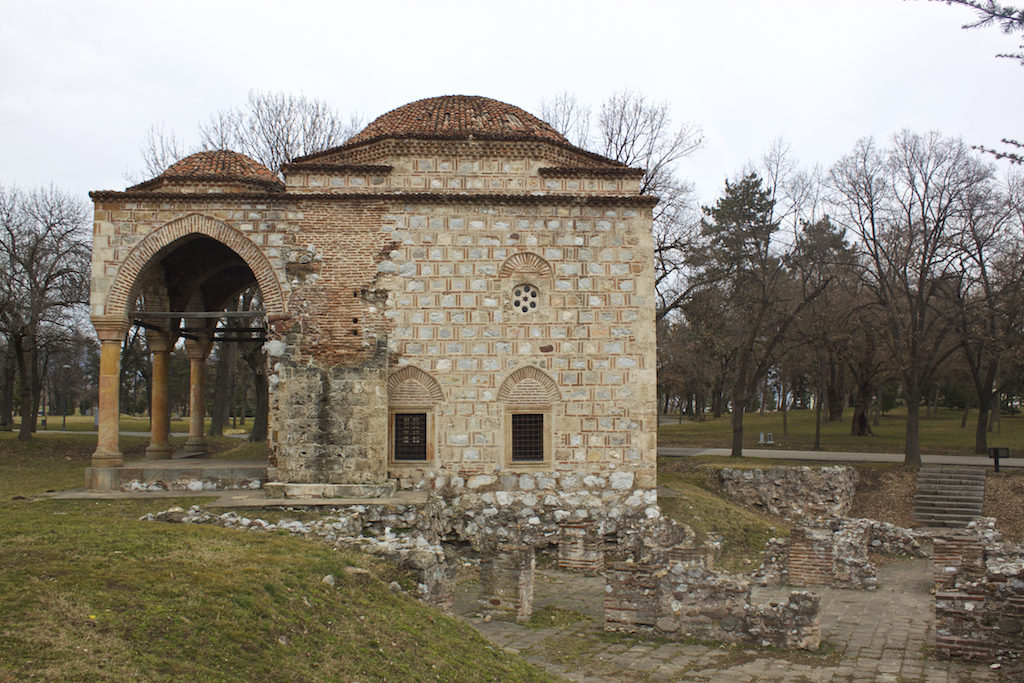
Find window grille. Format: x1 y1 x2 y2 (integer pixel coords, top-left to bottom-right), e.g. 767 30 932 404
511 413 544 461
512 284 539 313
394 413 427 460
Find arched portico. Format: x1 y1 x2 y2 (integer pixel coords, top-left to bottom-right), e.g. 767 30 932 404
90 213 287 470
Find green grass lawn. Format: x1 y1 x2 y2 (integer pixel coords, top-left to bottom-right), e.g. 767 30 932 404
658 406 1022 457
0 433 554 682
26 413 249 435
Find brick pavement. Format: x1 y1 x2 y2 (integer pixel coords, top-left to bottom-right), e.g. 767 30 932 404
454 558 1010 681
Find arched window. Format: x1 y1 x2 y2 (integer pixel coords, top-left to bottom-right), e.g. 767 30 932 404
387 366 442 463
498 366 559 464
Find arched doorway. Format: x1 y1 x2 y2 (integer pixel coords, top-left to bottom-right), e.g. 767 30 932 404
91 215 286 470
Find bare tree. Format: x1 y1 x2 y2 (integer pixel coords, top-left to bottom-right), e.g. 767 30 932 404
542 90 703 319
538 91 590 149
133 123 188 182
199 90 362 174
949 171 1024 452
0 185 90 440
830 131 993 465
930 1 1024 163
131 90 362 181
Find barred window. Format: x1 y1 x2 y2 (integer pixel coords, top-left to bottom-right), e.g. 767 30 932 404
393 413 427 461
511 413 544 461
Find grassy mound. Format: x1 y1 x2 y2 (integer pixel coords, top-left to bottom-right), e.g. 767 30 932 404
658 456 790 572
0 433 553 682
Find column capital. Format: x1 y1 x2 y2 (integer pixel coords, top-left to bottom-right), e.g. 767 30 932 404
91 317 129 342
184 336 213 360
145 329 176 354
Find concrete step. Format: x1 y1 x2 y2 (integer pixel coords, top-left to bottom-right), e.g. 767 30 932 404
912 466 987 528
914 493 986 503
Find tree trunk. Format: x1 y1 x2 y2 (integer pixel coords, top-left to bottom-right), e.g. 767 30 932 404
15 333 36 442
904 394 922 467
988 399 999 433
814 358 825 450
242 344 268 442
730 399 745 457
961 408 969 429
0 348 14 430
975 402 990 455
248 363 268 442
827 353 845 423
780 379 789 437
850 380 874 436
209 343 234 436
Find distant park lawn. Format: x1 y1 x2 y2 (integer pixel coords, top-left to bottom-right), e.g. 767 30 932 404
658 407 1024 457
19 413 247 435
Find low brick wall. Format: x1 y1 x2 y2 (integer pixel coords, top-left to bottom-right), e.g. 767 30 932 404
933 519 1024 661
756 518 924 590
604 560 820 649
719 466 856 519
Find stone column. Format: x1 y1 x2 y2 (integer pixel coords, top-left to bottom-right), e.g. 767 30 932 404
558 521 604 574
91 320 128 468
478 543 536 623
180 335 212 458
144 330 174 460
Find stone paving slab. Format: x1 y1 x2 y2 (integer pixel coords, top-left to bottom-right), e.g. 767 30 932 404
454 558 1011 681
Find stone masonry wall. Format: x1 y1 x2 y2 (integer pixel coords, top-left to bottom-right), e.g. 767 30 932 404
604 561 820 649
933 523 1024 660
756 518 923 589
719 466 856 519
380 199 657 488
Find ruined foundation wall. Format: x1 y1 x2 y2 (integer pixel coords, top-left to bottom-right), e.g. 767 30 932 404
934 519 1024 660
719 466 856 519
604 561 821 649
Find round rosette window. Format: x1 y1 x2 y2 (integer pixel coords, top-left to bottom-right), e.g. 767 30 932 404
512 284 539 313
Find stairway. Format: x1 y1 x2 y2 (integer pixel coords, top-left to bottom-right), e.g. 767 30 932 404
912 466 987 527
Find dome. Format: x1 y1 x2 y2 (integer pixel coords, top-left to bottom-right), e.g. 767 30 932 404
344 95 568 147
128 150 283 192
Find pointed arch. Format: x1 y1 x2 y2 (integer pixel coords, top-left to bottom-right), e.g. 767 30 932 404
104 213 286 319
499 252 552 279
388 365 443 404
498 366 560 404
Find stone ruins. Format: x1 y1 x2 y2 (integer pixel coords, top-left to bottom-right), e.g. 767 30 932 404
88 95 1023 662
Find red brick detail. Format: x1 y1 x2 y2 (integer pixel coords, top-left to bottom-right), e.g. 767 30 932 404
499 252 553 279
498 366 560 405
388 366 443 403
105 213 286 320
787 528 834 586
933 536 986 589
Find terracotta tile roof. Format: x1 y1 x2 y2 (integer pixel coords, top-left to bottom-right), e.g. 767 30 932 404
127 150 284 192
344 95 569 147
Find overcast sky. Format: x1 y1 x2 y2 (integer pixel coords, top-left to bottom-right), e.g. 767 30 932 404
2 0 1021 206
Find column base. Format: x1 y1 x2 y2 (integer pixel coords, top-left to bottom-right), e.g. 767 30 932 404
175 437 207 459
91 448 123 468
145 443 172 460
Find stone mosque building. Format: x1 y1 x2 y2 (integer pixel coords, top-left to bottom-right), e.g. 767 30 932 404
86 94 659 503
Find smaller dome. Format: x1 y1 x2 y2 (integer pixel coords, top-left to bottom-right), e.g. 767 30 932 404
128 150 283 192
345 95 569 147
